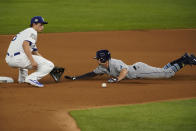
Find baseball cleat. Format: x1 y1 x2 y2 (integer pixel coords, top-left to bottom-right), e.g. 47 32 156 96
25 79 44 87
182 53 196 66
189 54 196 65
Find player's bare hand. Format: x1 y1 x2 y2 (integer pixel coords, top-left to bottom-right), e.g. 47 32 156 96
31 61 38 69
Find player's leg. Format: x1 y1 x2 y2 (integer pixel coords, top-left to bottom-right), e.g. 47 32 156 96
25 55 54 87
5 54 21 68
6 53 29 83
18 68 28 83
132 62 175 79
5 53 54 87
163 53 196 72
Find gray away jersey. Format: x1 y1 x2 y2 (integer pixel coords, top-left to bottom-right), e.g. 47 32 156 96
93 58 136 79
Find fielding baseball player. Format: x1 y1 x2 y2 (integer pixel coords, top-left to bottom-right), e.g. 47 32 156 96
5 16 64 87
65 49 196 83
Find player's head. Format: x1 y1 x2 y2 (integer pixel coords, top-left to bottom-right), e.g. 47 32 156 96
30 16 48 32
94 49 111 63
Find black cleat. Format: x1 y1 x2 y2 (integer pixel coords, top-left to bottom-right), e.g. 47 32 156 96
182 53 196 66
189 54 196 65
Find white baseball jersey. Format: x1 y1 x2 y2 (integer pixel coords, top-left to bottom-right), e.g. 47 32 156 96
93 58 175 79
7 27 38 54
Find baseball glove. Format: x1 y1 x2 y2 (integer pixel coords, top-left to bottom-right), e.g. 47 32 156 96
50 66 64 82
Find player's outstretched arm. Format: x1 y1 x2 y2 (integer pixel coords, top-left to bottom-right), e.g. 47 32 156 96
64 71 98 80
108 68 128 83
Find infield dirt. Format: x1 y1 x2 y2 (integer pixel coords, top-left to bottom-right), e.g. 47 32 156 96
0 29 196 131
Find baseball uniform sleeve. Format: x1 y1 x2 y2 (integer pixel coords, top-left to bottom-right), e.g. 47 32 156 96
93 66 106 74
31 45 38 52
24 29 38 52
114 60 129 72
24 29 37 45
75 72 98 79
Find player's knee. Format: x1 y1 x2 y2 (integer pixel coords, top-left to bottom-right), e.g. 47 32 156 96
38 59 54 73
48 61 54 71
42 60 54 72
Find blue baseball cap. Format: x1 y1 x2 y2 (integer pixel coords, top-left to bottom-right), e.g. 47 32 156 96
30 16 48 25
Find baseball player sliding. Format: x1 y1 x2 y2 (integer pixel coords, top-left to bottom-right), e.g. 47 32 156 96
65 49 196 83
5 16 64 87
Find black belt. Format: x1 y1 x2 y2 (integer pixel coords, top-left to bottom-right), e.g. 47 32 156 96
7 52 20 56
133 65 137 70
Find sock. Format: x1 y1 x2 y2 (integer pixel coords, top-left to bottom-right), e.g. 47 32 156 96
163 56 185 70
163 63 172 69
170 58 184 68
170 63 181 73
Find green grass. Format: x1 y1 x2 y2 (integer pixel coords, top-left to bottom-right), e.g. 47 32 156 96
70 98 196 131
0 0 196 34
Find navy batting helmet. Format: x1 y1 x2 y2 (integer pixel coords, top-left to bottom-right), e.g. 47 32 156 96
94 50 111 63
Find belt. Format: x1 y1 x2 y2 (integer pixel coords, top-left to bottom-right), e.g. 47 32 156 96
7 52 20 56
133 65 137 70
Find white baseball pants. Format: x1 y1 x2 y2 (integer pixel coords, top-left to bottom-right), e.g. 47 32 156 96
5 52 54 82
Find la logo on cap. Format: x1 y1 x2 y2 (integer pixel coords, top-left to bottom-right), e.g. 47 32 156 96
35 19 38 22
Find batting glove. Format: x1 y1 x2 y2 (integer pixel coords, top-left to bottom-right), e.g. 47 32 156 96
108 77 118 83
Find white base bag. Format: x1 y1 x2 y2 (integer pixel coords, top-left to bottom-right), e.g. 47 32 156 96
0 76 14 83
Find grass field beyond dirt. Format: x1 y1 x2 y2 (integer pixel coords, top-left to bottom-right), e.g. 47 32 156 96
0 0 196 34
70 98 196 131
